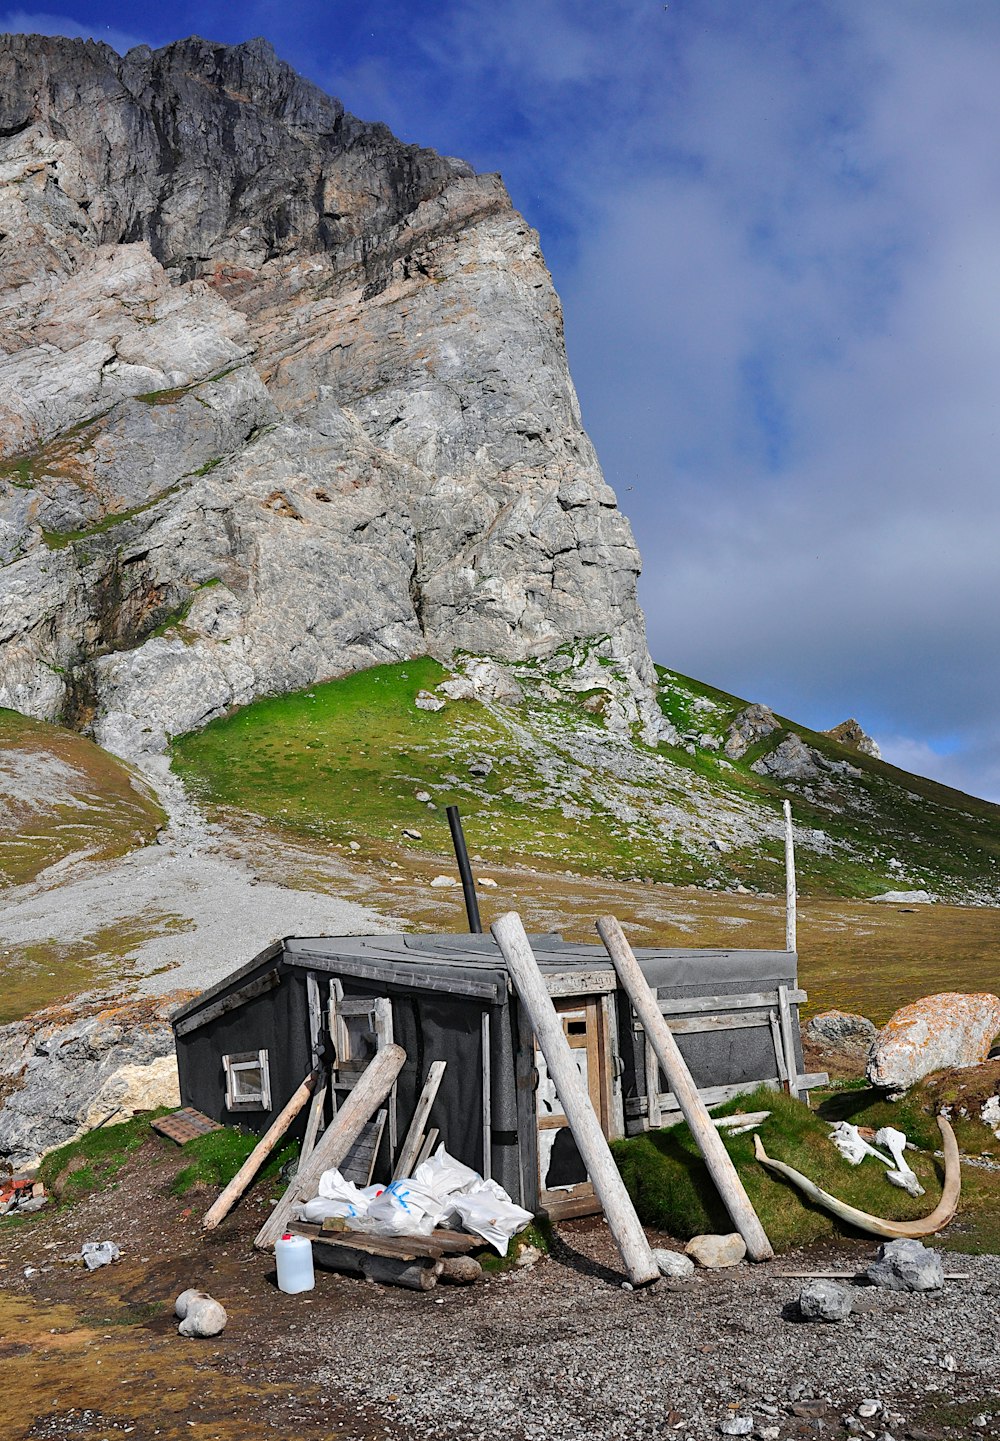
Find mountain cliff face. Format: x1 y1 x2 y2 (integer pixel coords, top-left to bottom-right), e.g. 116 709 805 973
0 34 657 757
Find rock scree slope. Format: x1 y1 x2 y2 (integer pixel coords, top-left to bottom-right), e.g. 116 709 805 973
0 33 658 757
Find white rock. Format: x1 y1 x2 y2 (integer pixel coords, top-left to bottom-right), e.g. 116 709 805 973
478 877 498 889
415 691 446 712
429 875 458 888
175 1288 228 1338
651 1248 695 1279
684 1233 747 1269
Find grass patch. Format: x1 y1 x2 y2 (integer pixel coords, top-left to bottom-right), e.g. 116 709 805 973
37 1112 158 1202
478 1218 552 1273
612 1088 995 1253
169 1127 297 1198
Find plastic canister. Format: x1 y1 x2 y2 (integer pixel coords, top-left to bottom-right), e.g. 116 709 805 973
275 1232 315 1294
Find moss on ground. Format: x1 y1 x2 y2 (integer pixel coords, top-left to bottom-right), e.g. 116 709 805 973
613 1088 999 1254
38 1112 159 1202
169 1127 297 1198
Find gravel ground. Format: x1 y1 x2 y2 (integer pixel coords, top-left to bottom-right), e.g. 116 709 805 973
296 1220 1000 1441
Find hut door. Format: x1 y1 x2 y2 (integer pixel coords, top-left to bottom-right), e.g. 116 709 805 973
536 997 607 1209
329 987 397 1158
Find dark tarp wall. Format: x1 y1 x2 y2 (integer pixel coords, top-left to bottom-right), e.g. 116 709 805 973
175 965 313 1138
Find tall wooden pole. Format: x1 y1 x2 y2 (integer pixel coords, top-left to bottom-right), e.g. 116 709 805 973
203 1067 319 1231
597 915 774 1262
783 799 797 954
491 911 659 1287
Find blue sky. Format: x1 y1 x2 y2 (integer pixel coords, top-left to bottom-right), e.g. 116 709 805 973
4 1 1000 799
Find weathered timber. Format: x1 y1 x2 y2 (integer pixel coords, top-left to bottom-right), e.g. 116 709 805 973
598 914 774 1263
492 911 659 1287
392 1060 446 1180
255 1043 406 1251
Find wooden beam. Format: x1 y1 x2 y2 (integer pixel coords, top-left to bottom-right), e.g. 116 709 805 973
392 1061 447 1181
597 915 774 1263
255 1043 406 1251
492 911 659 1287
784 799 797 954
777 984 802 1101
174 970 280 1037
299 1081 328 1165
656 988 807 1015
202 1067 318 1231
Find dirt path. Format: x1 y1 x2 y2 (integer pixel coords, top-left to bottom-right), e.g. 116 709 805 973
1 1136 998 1441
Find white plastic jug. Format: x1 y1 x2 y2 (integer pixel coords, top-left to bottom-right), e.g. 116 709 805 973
275 1232 315 1294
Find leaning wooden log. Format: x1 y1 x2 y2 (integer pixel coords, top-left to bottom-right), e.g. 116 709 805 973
491 911 660 1287
753 1113 961 1239
202 1067 319 1232
392 1060 447 1180
311 1237 442 1290
597 915 774 1263
255 1043 407 1251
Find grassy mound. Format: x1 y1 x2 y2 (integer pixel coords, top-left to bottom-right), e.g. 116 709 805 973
613 1087 997 1254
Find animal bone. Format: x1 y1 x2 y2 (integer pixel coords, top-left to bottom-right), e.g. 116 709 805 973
828 1121 893 1167
876 1127 925 1197
754 1114 960 1239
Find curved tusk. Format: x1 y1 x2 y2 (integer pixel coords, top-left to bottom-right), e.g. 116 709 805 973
753 1114 961 1239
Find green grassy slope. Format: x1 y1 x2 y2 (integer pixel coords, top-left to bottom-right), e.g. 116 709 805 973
170 645 1000 901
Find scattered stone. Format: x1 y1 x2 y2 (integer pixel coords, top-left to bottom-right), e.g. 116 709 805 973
175 1288 228 1338
401 828 422 840
651 1248 695 1279
429 875 458 888
82 1240 120 1270
867 992 1000 1090
478 877 498 889
414 691 446 712
348 840 360 851
685 1233 746 1269
869 891 934 904
514 1245 541 1270
865 1239 944 1293
857 1400 882 1418
797 1279 853 1322
718 1415 753 1436
415 791 431 803
468 756 493 777
439 1255 483 1285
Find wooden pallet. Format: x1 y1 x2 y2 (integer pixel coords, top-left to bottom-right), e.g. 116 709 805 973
151 1107 223 1145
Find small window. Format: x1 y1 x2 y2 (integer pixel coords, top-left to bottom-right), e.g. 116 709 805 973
223 1049 271 1112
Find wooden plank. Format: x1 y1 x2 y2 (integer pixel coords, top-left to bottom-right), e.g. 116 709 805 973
598 915 773 1264
514 1001 540 1215
340 1110 386 1186
374 999 397 1162
174 970 280 1037
481 1010 492 1180
203 1068 318 1231
657 1109 772 1133
601 991 625 1141
255 1043 406 1251
769 1011 789 1086
289 950 502 1000
392 1060 447 1181
644 1038 662 1130
415 1127 439 1171
288 1221 479 1258
655 988 807 1015
492 911 659 1287
784 799 797 954
299 1081 328 1165
778 984 802 1101
544 969 618 997
306 972 323 1066
543 1190 603 1221
635 1009 776 1035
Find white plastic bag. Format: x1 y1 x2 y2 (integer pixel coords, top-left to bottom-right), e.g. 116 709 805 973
449 1178 533 1255
359 1178 446 1236
310 1168 371 1219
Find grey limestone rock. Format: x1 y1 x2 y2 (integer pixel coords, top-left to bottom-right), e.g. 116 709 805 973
684 1233 747 1269
0 34 658 756
806 1010 877 1057
865 1239 945 1293
724 703 779 760
651 1247 695 1279
798 1279 854 1322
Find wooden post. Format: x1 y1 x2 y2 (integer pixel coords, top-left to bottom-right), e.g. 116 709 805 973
202 1067 319 1232
783 799 797 954
491 911 659 1287
255 1043 406 1251
597 915 774 1263
392 1060 447 1181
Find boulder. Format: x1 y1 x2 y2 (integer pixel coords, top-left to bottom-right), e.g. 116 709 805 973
651 1248 695 1279
175 1288 228 1338
864 1239 944 1293
806 1011 877 1058
684 1233 747 1269
867 992 1000 1091
798 1279 853 1322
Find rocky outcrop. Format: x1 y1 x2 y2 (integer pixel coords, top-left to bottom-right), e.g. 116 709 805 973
0 992 185 1168
0 34 658 757
825 718 881 760
867 992 1000 1092
724 704 779 760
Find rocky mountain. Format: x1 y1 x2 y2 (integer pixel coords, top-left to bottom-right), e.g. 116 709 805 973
0 34 658 760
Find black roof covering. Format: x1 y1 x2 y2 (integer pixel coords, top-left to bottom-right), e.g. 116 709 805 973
171 932 797 1025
